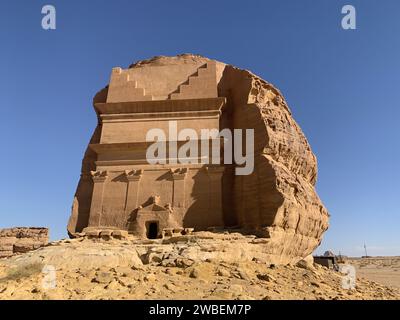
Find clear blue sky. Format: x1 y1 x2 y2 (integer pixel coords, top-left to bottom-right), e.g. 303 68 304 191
0 0 399 257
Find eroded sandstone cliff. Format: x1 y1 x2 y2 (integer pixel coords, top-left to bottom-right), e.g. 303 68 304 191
217 64 329 263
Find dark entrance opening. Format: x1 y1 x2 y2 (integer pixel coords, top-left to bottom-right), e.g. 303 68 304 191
146 221 159 239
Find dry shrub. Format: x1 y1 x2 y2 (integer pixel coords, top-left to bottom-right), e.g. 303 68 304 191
0 262 44 282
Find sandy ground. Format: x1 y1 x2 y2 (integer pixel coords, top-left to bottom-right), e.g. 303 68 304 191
1 260 399 300
0 238 398 300
347 257 400 289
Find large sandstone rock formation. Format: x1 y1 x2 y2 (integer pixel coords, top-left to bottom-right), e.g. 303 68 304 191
0 228 48 258
68 54 329 264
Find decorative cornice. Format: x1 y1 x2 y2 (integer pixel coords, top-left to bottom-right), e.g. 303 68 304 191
100 110 221 123
95 97 226 115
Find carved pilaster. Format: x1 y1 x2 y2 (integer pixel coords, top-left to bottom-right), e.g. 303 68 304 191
124 169 143 215
206 166 224 226
88 171 108 227
170 168 188 208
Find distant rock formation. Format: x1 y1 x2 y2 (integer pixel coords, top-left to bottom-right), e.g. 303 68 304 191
0 228 48 258
68 54 329 264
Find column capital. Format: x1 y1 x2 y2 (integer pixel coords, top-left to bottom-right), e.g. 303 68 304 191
125 169 143 181
91 170 108 183
170 168 188 180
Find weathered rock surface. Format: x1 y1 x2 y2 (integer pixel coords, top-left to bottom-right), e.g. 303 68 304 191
216 61 330 263
0 232 311 270
0 228 48 258
68 54 329 264
0 238 398 300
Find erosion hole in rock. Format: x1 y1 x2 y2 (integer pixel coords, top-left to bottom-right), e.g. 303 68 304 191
146 221 159 239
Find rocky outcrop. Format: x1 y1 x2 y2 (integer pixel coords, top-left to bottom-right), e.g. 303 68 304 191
217 64 330 263
0 228 48 258
68 54 329 264
1 238 399 300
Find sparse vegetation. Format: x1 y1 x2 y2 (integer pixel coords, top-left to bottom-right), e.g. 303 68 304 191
0 262 43 282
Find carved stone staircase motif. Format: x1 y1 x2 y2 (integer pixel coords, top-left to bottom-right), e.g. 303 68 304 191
169 61 217 100
107 67 153 102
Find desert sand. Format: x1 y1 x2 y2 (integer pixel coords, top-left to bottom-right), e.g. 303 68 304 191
347 257 400 289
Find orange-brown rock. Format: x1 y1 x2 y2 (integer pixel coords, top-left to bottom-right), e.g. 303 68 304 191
0 227 48 258
67 54 329 264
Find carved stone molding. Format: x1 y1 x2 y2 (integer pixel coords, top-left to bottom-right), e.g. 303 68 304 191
124 169 143 181
170 168 188 180
90 170 108 183
150 195 161 205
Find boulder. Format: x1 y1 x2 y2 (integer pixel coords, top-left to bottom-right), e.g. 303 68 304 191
67 54 329 264
1 240 143 270
296 255 315 270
